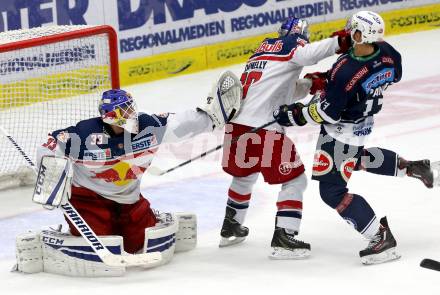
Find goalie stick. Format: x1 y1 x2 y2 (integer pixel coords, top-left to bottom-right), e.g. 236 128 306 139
148 119 277 176
0 126 161 267
420 258 440 271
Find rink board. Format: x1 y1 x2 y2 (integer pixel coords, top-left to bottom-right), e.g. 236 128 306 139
119 3 440 86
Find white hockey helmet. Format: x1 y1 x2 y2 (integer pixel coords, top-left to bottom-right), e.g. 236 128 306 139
346 11 385 44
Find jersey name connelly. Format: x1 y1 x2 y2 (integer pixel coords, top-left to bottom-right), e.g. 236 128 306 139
244 61 267 71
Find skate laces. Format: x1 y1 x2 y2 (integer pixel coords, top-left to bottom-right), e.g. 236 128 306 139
408 160 428 175
367 236 381 248
367 229 384 249
285 231 307 245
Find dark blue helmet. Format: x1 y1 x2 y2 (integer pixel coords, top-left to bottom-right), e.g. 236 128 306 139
278 17 310 39
99 89 139 133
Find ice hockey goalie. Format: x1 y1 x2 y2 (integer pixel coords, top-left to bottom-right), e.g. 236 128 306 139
13 71 242 277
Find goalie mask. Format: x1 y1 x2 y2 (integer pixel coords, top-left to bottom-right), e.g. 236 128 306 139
99 89 139 134
278 17 310 40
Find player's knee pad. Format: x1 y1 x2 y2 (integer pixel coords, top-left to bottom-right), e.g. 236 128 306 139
280 173 307 197
319 181 348 209
230 173 259 195
143 212 197 268
15 229 125 277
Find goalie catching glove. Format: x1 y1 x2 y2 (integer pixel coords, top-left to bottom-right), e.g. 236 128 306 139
198 70 242 129
32 155 73 209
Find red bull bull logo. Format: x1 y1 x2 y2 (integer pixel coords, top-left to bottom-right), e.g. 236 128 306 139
92 161 147 186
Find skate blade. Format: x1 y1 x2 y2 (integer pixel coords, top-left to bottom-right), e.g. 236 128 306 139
361 247 401 265
269 247 311 260
219 236 246 248
431 161 440 187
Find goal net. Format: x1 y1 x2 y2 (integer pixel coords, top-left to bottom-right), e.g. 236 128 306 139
0 25 119 189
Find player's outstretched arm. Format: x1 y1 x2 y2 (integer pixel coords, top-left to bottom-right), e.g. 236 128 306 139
162 70 242 143
291 30 350 67
161 109 214 142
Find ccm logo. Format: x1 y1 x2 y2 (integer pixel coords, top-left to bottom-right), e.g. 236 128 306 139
42 236 64 245
35 165 47 195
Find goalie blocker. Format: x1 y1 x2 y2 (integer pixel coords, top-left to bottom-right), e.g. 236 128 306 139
14 212 197 277
32 155 73 208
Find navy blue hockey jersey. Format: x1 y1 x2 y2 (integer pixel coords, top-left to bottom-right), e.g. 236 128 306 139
303 41 402 145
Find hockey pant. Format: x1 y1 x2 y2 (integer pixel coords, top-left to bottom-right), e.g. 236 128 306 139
313 133 405 238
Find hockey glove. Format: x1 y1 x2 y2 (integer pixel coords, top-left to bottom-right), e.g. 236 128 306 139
331 29 351 54
304 72 328 95
273 103 307 127
198 71 242 129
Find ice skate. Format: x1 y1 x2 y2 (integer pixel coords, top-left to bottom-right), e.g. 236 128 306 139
219 207 249 247
269 227 311 259
360 217 401 265
403 159 433 188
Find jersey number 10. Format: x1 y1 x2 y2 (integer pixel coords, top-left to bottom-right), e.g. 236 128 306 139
240 71 263 99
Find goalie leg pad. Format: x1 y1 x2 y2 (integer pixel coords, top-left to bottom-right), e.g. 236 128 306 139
143 213 178 268
15 231 44 274
142 212 197 268
15 229 126 277
175 212 197 252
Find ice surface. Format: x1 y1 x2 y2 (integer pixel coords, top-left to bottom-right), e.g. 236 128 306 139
1 29 440 295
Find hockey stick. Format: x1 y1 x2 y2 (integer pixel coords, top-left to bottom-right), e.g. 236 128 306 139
420 258 440 271
148 90 321 176
0 126 161 267
148 119 277 176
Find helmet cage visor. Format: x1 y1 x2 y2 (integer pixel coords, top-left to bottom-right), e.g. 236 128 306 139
278 18 310 39
100 99 139 133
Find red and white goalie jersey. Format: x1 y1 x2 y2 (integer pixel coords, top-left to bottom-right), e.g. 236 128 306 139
37 110 212 204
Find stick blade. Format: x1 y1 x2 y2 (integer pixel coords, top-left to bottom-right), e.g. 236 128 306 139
420 258 440 271
146 166 165 176
431 161 440 187
124 252 162 267
102 252 162 267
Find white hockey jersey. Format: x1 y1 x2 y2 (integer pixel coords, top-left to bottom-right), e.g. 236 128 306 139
232 34 340 132
37 110 212 204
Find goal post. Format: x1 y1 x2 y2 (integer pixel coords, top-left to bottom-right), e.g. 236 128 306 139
0 25 120 189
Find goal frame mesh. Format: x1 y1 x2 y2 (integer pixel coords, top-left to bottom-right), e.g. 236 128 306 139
0 25 120 190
